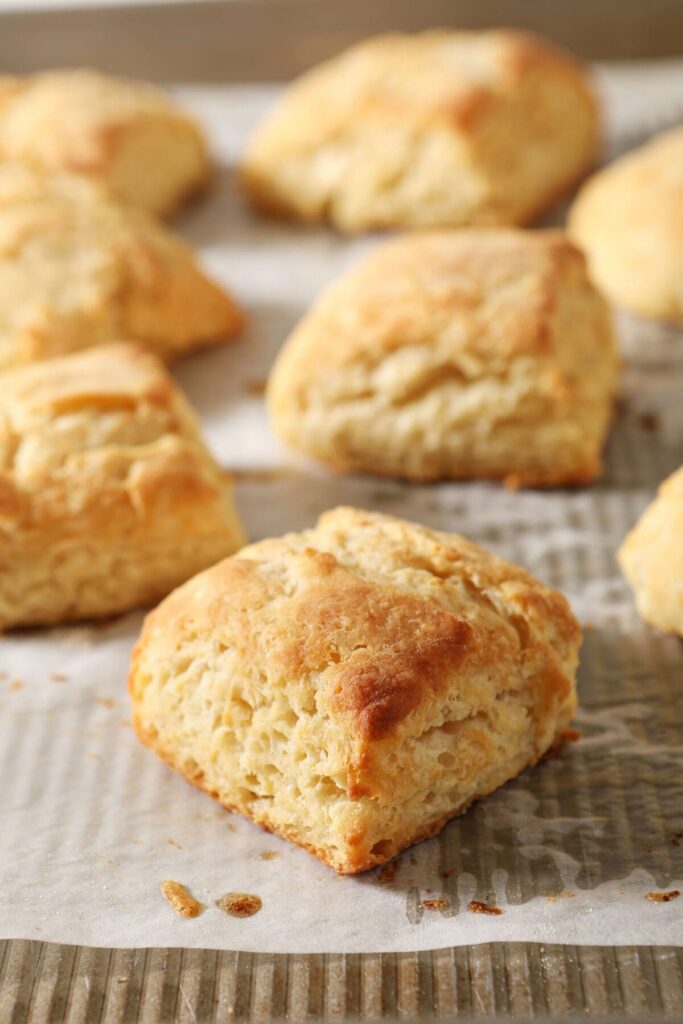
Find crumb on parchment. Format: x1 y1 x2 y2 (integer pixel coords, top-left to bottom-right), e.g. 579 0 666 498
646 890 680 903
422 898 450 911
216 892 262 917
161 880 204 918
468 900 504 915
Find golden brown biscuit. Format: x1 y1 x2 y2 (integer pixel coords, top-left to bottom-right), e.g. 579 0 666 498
267 230 618 487
618 467 683 636
241 30 599 232
0 168 242 370
129 507 580 874
0 343 246 630
0 70 209 217
569 126 683 323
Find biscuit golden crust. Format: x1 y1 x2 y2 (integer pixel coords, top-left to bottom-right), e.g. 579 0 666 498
0 167 242 370
0 343 246 629
241 30 599 232
267 230 618 486
569 127 683 323
618 467 683 636
129 507 580 873
0 70 209 217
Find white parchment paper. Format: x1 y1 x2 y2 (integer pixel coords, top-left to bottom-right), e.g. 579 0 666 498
1 63 682 952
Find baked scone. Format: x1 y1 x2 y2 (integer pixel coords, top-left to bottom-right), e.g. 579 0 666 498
569 127 683 323
0 70 209 217
0 168 242 370
241 30 599 232
618 467 683 636
267 230 618 487
0 343 245 630
130 507 581 874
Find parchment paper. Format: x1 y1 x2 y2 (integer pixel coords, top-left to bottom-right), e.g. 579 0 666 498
1 62 682 953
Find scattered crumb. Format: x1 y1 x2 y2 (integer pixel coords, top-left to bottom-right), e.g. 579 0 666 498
10 680 23 692
422 898 450 911
161 880 204 918
86 751 99 760
50 673 68 682
543 728 581 761
377 860 399 884
216 892 262 918
441 867 457 879
259 851 279 861
671 832 683 847
245 378 268 397
638 411 660 434
227 824 236 833
97 697 115 709
468 900 504 916
546 892 576 903
646 890 680 903
0 671 8 680
167 838 182 850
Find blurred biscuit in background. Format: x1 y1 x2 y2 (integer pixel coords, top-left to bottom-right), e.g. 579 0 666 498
268 229 618 487
0 70 209 218
242 29 599 232
619 466 683 636
0 163 242 371
569 126 683 323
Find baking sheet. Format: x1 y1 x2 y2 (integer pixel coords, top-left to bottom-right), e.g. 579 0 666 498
0 63 682 954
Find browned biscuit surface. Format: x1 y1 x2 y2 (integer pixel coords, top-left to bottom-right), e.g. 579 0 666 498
130 507 580 873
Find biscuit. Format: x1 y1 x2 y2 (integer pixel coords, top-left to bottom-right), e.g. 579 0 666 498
0 70 209 217
569 126 683 322
618 467 683 636
267 230 618 487
241 30 598 232
129 506 580 874
0 343 246 630
0 169 242 370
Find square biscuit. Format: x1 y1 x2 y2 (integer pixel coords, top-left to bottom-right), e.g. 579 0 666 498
0 70 209 218
130 507 580 874
241 29 599 232
0 164 242 371
267 230 618 487
0 343 245 629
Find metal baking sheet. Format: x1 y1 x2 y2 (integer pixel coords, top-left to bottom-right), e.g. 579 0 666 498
1 3 683 1020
